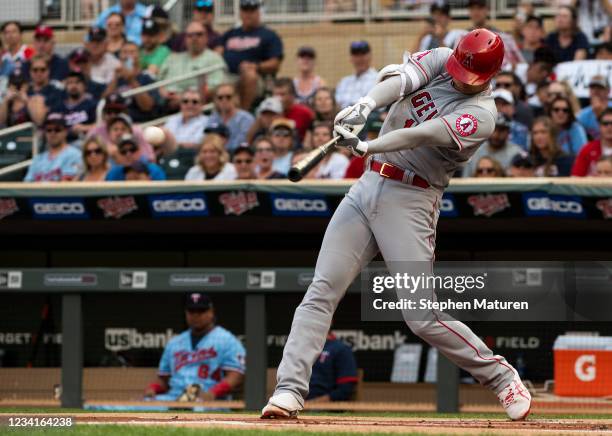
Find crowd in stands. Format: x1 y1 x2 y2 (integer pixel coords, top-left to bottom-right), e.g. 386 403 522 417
0 0 610 183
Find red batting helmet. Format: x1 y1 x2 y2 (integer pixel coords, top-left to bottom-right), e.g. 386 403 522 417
446 29 505 86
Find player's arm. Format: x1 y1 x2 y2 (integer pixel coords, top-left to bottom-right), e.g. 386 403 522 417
202 370 244 400
144 375 170 397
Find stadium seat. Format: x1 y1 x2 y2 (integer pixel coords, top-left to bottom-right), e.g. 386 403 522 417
158 147 197 180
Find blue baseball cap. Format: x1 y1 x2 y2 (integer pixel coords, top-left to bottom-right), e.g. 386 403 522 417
350 40 370 55
195 0 214 10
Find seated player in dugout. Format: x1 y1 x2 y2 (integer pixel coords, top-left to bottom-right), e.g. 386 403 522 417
145 293 246 401
308 329 358 402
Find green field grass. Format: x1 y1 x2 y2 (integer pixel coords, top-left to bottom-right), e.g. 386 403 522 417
0 426 463 436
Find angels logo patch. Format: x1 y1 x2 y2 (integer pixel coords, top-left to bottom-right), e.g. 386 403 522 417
455 114 478 137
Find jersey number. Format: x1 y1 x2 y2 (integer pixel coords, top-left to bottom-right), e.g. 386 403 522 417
198 364 209 379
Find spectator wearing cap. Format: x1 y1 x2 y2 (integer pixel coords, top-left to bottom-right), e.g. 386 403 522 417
159 20 227 107
23 25 69 81
335 41 377 109
232 144 257 180
508 154 535 177
27 54 64 113
86 27 121 85
577 76 612 141
185 134 237 181
105 41 159 122
140 19 170 77
0 70 46 127
492 89 530 150
466 0 525 66
104 13 127 57
415 3 463 52
463 114 524 177
273 77 314 142
67 48 107 100
79 136 110 181
163 88 209 150
0 21 33 78
519 15 545 64
24 113 82 182
204 122 230 149
95 0 147 46
245 96 283 143
253 136 284 179
55 71 97 144
123 161 155 181
220 0 283 110
293 46 326 105
572 108 612 177
472 156 505 178
106 134 166 181
207 83 254 152
544 6 589 63
87 97 154 162
529 116 573 176
494 71 534 129
595 41 612 60
270 118 296 175
548 95 588 155
144 293 245 402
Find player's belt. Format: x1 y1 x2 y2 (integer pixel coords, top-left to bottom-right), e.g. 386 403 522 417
368 160 430 189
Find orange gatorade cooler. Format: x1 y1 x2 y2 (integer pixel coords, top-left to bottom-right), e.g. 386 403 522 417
554 335 612 397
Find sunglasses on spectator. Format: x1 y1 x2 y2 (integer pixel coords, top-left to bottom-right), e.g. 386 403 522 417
496 82 513 89
181 98 201 105
476 167 496 175
120 146 138 155
234 158 253 164
552 107 570 113
601 120 612 127
272 131 291 138
256 147 273 153
186 32 205 38
216 94 233 100
85 148 104 156
45 127 64 133
31 67 48 73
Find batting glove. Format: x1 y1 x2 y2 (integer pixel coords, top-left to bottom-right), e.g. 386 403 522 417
333 96 376 136
334 125 368 157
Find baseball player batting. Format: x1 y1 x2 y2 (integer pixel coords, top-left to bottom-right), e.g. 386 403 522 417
261 29 531 421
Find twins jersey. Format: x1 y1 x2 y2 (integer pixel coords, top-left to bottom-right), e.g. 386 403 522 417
379 47 497 189
24 146 82 182
157 326 245 399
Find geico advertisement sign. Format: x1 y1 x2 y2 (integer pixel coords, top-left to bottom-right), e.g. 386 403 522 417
148 194 209 217
439 194 458 218
271 194 330 217
105 328 176 351
523 194 585 218
30 198 89 219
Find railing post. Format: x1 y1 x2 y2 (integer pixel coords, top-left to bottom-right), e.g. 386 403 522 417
245 293 267 410
61 293 83 408
437 353 459 413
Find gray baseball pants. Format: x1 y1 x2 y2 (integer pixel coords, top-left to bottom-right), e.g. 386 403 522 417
274 171 516 406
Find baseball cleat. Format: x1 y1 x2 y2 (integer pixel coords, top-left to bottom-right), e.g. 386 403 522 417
497 374 532 420
260 392 302 419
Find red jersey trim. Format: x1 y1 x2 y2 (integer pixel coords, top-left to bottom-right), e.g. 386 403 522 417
336 376 358 384
441 117 464 151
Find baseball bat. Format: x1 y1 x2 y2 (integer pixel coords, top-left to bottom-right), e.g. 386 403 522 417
288 136 340 182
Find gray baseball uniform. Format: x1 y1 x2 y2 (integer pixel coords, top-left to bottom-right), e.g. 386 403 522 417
274 47 516 407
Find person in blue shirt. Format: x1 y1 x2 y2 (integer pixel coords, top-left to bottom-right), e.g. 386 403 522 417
548 96 588 155
24 113 82 182
220 0 283 110
105 135 166 181
144 293 245 401
307 331 358 402
95 0 148 46
577 75 612 141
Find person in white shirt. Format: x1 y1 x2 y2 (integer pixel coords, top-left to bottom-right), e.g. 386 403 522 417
335 41 377 109
185 134 236 181
311 122 349 179
163 88 209 149
86 27 121 84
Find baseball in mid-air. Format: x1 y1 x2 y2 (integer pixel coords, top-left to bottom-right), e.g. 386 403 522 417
143 126 166 145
